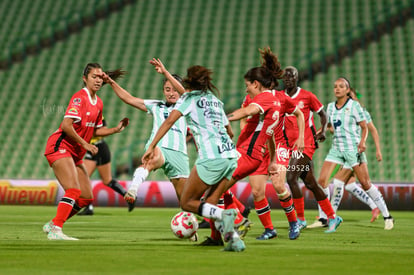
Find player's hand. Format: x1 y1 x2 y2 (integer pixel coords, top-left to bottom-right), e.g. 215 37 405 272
84 143 98 155
115 117 129 133
292 138 305 153
142 147 155 164
358 142 366 153
315 132 326 143
376 150 382 162
98 72 114 85
149 58 166 74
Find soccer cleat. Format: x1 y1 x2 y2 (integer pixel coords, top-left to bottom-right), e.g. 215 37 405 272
256 228 277 240
325 216 343 233
288 221 300 240
307 218 328 228
189 233 198 242
370 208 380 223
42 221 53 234
124 190 137 205
198 237 224 246
384 216 394 230
234 218 253 239
127 201 136 212
198 219 210 229
221 209 237 242
222 233 245 252
78 206 94 216
47 226 78 241
297 219 307 231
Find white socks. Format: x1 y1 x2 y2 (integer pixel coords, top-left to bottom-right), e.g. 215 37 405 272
365 185 390 218
130 167 149 193
331 179 345 212
201 202 223 220
345 182 377 210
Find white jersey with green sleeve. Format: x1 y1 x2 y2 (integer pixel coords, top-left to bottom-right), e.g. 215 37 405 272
326 98 365 151
174 90 238 160
144 100 187 154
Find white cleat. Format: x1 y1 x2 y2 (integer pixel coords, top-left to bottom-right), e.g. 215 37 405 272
47 226 79 241
43 221 53 234
384 217 394 230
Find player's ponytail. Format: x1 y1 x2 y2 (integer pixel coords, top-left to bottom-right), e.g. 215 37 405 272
259 46 284 88
82 63 127 86
183 65 220 97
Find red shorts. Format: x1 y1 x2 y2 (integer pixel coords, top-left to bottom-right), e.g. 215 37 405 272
250 152 270 176
45 149 83 167
232 154 262 181
302 146 316 160
44 136 84 167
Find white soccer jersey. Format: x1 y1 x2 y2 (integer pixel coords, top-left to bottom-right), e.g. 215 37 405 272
144 100 187 154
327 98 365 151
174 90 238 160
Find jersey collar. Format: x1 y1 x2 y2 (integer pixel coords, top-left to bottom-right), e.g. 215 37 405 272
285 87 301 98
83 87 97 105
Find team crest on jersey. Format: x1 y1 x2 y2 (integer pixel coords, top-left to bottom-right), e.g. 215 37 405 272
298 101 304 109
72 98 81 105
68 107 79 114
273 101 281 107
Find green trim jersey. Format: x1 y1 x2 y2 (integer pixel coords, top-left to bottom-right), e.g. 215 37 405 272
144 100 187 154
363 109 372 124
326 98 365 151
356 108 372 137
174 90 238 160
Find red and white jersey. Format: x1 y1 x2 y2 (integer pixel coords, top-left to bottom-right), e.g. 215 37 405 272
45 88 103 158
282 87 323 150
236 90 297 160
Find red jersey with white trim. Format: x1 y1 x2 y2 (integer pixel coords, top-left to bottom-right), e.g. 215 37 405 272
236 90 297 160
45 88 103 158
282 87 323 153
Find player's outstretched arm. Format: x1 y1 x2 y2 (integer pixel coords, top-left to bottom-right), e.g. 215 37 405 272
149 58 186 95
100 72 147 111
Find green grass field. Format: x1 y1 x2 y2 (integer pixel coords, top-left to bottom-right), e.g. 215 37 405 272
0 206 413 275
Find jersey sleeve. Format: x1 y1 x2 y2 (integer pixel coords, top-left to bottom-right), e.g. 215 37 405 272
241 95 251 108
64 95 83 123
174 93 191 116
144 99 160 115
363 109 372 124
309 92 324 113
353 101 365 123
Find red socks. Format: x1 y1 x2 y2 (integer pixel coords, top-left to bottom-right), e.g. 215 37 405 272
52 188 81 228
280 195 297 223
254 198 274 230
317 198 336 219
293 197 305 220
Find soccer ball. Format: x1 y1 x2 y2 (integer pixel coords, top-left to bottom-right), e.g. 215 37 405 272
170 211 199 239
